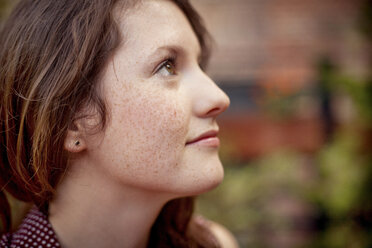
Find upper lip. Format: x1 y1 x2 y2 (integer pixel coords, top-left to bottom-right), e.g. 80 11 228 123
186 130 219 145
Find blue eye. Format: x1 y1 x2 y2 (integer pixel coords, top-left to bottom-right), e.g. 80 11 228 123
156 59 177 76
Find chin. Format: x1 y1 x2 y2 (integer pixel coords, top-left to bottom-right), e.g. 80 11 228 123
197 179 223 196
203 169 224 193
189 160 225 196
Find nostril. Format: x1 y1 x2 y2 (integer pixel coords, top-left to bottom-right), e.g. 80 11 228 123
202 90 230 117
205 107 221 117
206 102 229 117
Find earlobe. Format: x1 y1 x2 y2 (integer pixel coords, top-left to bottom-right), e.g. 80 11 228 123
64 135 86 153
64 123 87 153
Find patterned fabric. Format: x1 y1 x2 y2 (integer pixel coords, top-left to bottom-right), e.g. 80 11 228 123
0 207 61 248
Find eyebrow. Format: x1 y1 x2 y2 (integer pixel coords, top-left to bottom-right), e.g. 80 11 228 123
150 44 202 63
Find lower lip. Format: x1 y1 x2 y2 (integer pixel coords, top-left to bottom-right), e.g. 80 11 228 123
186 137 220 147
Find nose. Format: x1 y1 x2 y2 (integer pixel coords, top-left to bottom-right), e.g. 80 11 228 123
192 71 230 118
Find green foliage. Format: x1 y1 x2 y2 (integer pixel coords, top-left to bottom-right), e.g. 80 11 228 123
198 130 371 247
197 151 316 247
330 74 372 126
316 132 367 218
312 132 371 248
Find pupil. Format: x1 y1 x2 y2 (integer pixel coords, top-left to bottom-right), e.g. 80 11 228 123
166 63 173 72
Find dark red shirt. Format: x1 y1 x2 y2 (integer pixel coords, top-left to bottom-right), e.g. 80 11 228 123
1 207 61 248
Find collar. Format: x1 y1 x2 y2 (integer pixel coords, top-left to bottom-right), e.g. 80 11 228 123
1 206 61 248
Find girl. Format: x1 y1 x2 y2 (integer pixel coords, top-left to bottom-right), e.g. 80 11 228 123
0 0 237 247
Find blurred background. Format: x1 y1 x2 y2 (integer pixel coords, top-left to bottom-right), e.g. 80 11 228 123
1 0 372 247
189 0 372 247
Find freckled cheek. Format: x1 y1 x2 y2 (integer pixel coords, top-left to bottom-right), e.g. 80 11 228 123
114 93 189 168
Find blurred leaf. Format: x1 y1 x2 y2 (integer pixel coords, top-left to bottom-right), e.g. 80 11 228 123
316 132 367 218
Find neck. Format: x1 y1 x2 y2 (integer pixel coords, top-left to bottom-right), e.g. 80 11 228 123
49 160 171 248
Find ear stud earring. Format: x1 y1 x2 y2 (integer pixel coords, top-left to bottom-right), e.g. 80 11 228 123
75 140 80 146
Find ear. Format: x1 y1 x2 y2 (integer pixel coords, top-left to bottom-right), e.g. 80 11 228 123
64 121 87 153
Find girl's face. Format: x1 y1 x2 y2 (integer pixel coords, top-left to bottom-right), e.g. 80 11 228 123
87 0 230 197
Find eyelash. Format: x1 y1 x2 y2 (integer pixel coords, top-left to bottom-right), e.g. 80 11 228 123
154 55 177 76
153 55 205 77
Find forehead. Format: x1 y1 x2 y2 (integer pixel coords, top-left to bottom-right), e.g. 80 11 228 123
115 0 201 58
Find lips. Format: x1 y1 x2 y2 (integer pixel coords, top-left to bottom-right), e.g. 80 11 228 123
186 130 220 147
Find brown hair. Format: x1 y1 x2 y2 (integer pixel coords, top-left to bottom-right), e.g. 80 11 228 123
0 0 214 247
